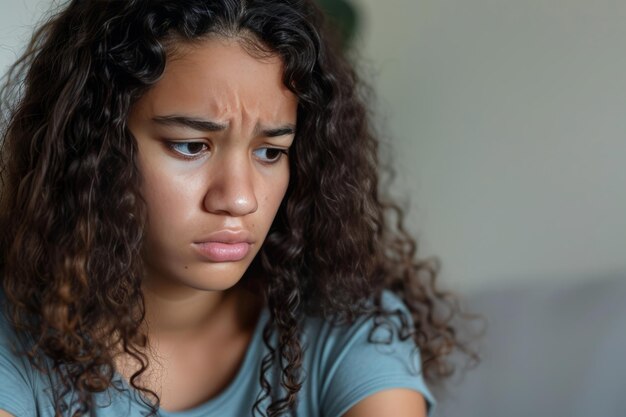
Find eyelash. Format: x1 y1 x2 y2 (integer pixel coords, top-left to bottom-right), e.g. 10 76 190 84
253 147 289 164
165 141 289 164
165 142 208 160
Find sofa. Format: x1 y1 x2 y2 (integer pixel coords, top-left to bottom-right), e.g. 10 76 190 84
433 273 626 417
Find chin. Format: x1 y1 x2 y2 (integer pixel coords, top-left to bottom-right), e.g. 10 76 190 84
169 274 238 293
182 263 250 291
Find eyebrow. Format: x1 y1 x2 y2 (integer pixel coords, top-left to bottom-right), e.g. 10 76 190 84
153 115 227 132
152 115 296 137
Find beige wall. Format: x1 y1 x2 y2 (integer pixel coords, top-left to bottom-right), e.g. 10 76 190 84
353 0 626 293
2 0 624 294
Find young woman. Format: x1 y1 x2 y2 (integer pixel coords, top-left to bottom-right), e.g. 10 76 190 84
0 1 477 416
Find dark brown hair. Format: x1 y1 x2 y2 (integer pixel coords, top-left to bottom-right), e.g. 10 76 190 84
0 0 479 416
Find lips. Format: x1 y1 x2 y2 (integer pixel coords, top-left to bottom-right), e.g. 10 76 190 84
192 229 254 262
195 229 253 244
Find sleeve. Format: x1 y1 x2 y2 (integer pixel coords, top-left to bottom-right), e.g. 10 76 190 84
319 291 436 417
0 315 37 417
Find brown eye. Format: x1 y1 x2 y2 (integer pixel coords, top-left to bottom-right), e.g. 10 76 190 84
254 147 288 164
166 141 209 159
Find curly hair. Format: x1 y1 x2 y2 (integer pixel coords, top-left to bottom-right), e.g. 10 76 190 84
0 0 480 416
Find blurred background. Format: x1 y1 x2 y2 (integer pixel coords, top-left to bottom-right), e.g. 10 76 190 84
1 1 625 416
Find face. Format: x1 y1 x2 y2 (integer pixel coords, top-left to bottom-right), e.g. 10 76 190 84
127 37 297 293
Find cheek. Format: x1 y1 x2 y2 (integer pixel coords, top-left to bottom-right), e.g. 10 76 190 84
257 168 289 226
140 166 195 236
141 168 169 215
269 169 290 209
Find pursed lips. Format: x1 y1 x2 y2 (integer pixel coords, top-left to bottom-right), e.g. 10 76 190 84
194 229 254 244
192 229 254 262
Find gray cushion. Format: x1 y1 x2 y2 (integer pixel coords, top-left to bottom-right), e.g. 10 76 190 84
434 274 626 417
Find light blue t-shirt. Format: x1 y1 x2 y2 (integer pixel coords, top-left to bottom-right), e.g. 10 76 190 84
0 290 435 417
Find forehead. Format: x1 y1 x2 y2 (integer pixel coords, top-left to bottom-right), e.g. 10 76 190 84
136 36 296 119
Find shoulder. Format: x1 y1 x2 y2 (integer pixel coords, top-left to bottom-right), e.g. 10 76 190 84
302 290 436 417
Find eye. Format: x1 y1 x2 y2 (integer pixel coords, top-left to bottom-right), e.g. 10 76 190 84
166 141 209 159
254 147 288 164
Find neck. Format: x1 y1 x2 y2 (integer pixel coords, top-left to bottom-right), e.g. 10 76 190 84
140 276 264 343
142 285 231 336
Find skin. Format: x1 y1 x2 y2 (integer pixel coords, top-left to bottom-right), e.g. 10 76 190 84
127 35 296 334
341 389 427 417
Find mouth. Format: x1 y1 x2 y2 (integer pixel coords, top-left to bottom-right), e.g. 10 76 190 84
192 229 254 262
192 241 251 262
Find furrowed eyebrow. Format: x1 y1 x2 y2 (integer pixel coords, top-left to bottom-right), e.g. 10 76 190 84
260 125 296 137
152 115 296 137
152 115 227 132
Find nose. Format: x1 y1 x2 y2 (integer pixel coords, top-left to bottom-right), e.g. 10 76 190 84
203 153 258 217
